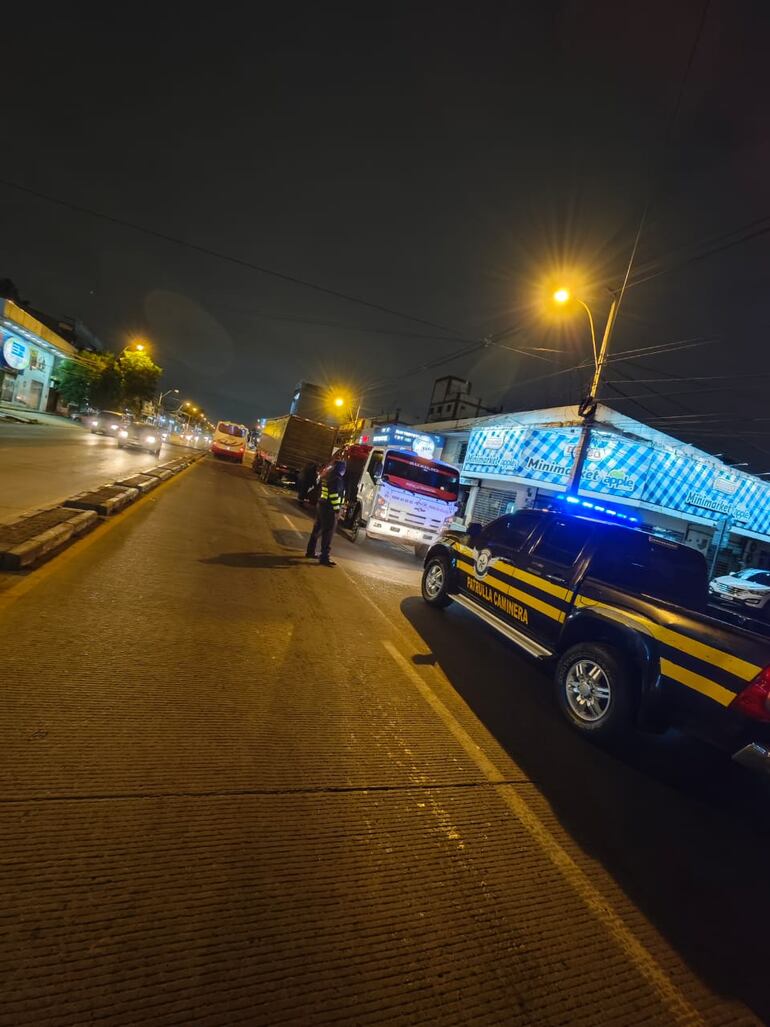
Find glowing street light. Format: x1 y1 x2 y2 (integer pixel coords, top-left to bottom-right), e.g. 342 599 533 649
551 285 619 411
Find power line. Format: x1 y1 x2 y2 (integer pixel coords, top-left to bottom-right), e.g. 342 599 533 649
0 177 466 339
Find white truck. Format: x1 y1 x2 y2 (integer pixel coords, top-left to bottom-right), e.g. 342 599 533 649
336 444 460 556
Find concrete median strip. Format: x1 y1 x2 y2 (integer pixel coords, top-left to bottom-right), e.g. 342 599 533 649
63 484 139 517
114 473 161 494
0 454 206 572
0 507 98 569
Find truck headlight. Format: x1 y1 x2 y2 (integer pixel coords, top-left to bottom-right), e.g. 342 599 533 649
91 419 98 427
118 429 128 438
145 435 156 444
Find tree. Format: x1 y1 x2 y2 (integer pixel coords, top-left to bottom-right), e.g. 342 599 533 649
91 356 123 411
118 350 162 414
57 355 101 408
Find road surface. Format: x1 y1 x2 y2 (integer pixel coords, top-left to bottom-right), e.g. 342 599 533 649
0 419 202 523
1 457 768 1025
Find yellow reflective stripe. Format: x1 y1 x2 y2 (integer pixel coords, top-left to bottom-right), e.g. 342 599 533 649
575 596 761 682
453 544 573 603
659 658 735 707
457 560 564 623
513 566 573 603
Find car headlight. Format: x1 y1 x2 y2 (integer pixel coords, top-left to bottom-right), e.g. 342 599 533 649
110 424 118 430
145 435 156 444
91 419 99 427
118 429 128 438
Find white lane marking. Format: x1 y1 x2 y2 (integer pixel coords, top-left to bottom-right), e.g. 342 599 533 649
283 514 299 530
381 639 703 1026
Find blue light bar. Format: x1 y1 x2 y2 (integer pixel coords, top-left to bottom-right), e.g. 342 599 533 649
556 494 641 525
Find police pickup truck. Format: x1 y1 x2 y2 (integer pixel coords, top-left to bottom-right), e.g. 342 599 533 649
421 508 770 772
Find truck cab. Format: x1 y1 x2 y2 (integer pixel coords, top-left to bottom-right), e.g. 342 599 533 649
337 445 460 555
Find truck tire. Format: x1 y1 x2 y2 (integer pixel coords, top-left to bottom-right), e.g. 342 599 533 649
554 643 635 742
421 556 453 609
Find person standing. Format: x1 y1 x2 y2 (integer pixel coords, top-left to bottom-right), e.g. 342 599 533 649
305 459 346 566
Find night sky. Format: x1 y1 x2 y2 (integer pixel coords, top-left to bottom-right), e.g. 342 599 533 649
3 2 769 464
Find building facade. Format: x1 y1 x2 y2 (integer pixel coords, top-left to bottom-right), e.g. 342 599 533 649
415 403 770 577
0 299 76 413
424 376 499 423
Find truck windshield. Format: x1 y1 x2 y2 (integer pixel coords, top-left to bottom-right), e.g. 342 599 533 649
382 453 459 501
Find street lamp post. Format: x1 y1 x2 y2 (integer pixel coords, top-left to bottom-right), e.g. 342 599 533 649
157 387 179 419
552 287 620 493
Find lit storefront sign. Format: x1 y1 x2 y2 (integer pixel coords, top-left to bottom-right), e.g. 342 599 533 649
463 422 770 538
463 424 582 490
364 424 444 460
1 332 30 371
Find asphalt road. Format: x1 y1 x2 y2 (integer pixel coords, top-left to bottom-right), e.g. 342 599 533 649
0 419 203 523
1 458 769 1025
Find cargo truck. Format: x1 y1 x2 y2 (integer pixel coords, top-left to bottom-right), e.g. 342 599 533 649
335 443 460 557
254 414 337 486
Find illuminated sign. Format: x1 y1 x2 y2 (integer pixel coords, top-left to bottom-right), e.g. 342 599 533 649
367 424 443 460
464 422 770 538
1 334 30 371
463 424 580 490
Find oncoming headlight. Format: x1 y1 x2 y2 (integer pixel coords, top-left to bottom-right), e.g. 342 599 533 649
145 435 156 444
118 429 128 438
91 419 98 427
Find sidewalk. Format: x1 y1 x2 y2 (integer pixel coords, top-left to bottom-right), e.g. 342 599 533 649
0 403 84 429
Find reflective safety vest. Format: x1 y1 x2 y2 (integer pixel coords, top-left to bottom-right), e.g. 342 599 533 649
320 478 342 511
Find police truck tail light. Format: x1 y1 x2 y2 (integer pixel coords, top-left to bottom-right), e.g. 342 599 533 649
730 666 770 723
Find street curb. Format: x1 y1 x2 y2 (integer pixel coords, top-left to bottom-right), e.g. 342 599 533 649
0 509 98 570
63 485 139 517
115 473 161 494
0 454 206 572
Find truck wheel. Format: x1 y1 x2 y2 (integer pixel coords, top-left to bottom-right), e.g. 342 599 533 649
348 505 365 543
421 556 453 609
554 643 635 741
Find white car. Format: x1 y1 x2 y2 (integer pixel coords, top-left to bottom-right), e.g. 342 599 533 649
709 568 770 615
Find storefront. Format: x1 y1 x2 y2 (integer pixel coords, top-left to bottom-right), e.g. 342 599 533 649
454 404 770 576
0 300 75 413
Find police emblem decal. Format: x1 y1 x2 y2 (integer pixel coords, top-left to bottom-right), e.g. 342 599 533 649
475 548 492 577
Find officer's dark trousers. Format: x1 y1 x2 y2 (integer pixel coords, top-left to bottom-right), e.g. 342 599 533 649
307 504 336 560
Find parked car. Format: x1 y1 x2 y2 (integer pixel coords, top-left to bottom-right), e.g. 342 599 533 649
710 568 770 617
421 508 770 773
89 410 127 435
117 421 162 456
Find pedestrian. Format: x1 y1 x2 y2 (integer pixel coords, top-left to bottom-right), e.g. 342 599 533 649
297 461 318 506
305 459 346 566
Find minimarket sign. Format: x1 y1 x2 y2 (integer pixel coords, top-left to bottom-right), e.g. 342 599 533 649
463 424 770 536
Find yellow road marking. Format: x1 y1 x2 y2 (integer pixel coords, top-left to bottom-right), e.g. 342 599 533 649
0 460 202 615
382 639 704 1026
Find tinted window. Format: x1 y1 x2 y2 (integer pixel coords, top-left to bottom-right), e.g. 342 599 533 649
588 530 708 609
745 571 770 587
217 422 246 437
481 512 542 550
533 518 593 565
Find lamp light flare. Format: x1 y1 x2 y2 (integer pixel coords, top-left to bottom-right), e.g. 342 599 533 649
553 288 570 305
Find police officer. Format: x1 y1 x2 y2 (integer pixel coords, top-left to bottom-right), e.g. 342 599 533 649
305 459 346 566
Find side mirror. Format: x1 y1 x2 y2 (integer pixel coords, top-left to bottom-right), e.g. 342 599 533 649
467 522 482 541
